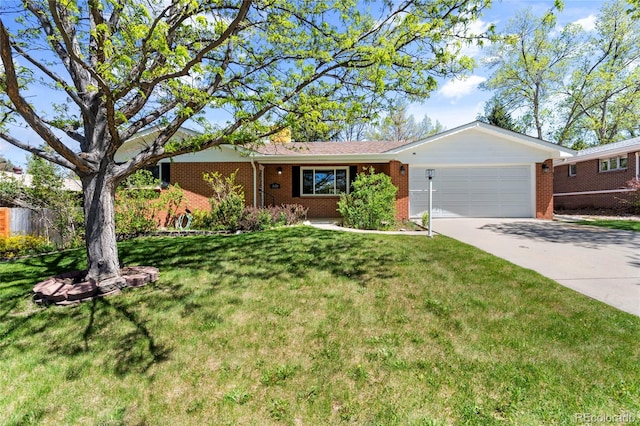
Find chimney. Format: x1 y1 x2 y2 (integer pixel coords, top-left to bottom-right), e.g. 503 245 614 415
270 128 292 144
13 167 23 175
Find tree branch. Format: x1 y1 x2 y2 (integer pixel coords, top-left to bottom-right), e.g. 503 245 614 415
0 131 76 170
118 0 252 120
10 43 88 116
0 19 89 173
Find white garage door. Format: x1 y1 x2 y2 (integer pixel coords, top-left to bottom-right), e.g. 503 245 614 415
410 166 532 218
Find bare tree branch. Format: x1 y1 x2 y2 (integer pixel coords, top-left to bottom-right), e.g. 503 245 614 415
0 131 76 170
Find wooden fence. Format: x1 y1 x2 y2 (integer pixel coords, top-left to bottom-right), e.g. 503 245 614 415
0 207 9 238
0 207 64 244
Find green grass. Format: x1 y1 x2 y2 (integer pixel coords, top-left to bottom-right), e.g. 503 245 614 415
1 227 639 425
576 219 640 232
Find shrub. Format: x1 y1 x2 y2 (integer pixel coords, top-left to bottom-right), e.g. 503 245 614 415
337 167 397 230
115 170 185 236
240 207 274 231
189 209 212 230
273 204 308 225
421 212 430 228
0 235 54 258
239 204 308 231
203 169 245 232
115 170 161 235
619 178 640 214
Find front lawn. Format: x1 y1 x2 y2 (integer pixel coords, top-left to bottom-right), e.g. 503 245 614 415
576 219 640 232
1 227 638 425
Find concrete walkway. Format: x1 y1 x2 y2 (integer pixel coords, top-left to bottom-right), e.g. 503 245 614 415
433 218 640 317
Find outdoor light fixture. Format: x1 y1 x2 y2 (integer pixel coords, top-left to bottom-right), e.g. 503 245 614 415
541 163 550 173
277 166 283 175
400 165 406 175
426 169 435 238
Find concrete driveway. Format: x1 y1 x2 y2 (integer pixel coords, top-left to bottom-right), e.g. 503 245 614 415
434 218 640 317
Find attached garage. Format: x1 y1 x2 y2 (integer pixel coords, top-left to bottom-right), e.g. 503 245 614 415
391 121 575 219
409 166 533 218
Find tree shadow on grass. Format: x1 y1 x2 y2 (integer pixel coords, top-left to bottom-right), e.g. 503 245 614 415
118 227 399 287
0 227 399 375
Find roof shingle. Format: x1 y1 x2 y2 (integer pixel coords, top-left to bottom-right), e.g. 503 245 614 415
254 140 410 156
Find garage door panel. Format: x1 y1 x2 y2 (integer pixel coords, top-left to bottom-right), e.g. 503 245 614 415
410 166 532 218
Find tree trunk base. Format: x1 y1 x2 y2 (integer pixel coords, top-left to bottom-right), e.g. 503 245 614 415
33 266 159 306
97 276 127 294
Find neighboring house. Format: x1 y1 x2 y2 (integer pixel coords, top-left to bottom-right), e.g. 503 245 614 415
0 169 82 208
553 137 640 211
117 121 574 220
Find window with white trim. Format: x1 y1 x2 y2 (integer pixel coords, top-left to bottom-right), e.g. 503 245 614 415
599 155 627 172
301 167 349 195
569 163 577 176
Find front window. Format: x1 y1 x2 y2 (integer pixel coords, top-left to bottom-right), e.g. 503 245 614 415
599 155 627 172
302 168 348 195
569 164 577 176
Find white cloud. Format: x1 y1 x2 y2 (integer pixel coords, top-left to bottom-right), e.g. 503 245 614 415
573 14 597 32
459 19 495 58
438 76 486 100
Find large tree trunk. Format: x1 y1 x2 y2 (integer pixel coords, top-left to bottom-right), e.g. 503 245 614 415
81 170 124 292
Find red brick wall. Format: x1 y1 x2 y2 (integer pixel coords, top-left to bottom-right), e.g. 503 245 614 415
261 163 409 219
555 191 636 211
388 160 409 220
554 151 638 210
536 159 554 219
554 152 637 193
171 162 255 212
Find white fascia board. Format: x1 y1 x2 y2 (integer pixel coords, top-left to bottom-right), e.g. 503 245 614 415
254 153 396 164
390 121 576 159
406 162 533 168
554 144 640 166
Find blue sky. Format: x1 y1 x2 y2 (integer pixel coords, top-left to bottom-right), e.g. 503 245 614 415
407 0 607 131
0 0 608 167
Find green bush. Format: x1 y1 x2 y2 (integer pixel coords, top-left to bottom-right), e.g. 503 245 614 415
115 170 161 235
115 169 184 236
421 212 430 228
203 169 245 232
0 235 54 258
189 209 212 230
337 167 397 230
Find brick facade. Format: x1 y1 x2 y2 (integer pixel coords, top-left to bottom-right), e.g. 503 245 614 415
261 162 409 220
554 151 638 211
536 159 554 219
168 161 410 220
171 162 255 212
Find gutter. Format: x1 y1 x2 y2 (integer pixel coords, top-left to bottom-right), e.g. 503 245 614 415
251 157 257 207
554 145 640 166
255 153 397 164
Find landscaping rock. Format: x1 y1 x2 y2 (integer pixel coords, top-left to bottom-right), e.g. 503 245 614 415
33 266 159 306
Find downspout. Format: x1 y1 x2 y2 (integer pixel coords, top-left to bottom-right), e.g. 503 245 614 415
636 152 639 180
251 157 257 207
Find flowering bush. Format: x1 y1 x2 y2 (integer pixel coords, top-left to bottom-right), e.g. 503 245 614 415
0 235 54 258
